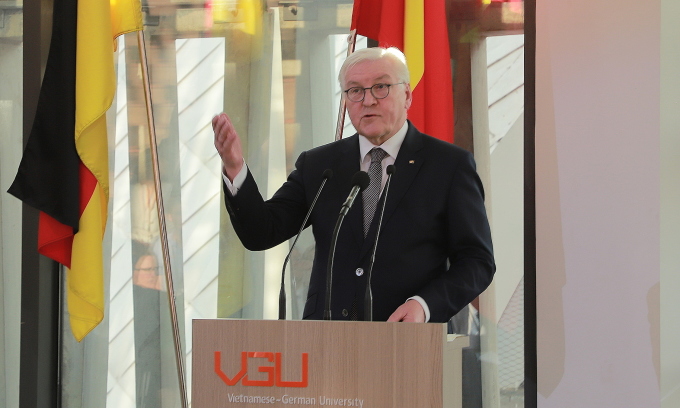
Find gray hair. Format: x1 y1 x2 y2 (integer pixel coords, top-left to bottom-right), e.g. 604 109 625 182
338 47 410 89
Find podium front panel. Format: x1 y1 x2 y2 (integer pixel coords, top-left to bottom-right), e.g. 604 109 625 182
192 319 449 408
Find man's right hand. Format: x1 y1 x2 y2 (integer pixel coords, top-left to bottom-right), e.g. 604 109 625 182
212 113 244 181
387 299 426 323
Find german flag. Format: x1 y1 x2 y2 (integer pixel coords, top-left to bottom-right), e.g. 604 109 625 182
8 0 143 341
351 0 454 143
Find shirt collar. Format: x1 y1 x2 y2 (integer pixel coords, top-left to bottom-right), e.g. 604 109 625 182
358 121 408 162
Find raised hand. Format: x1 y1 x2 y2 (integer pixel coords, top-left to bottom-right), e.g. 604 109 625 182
212 113 244 181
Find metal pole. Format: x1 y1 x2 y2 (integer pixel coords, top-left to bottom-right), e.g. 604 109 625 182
136 30 189 408
335 29 358 141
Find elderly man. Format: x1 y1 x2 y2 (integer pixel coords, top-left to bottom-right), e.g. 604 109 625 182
213 47 495 323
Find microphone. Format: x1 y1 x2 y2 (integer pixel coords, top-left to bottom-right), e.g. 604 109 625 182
323 171 370 320
364 164 396 321
278 169 333 320
339 171 370 217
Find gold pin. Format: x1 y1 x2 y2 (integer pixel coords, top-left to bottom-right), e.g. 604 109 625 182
409 160 415 164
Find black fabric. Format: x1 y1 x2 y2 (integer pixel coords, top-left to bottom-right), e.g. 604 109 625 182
8 0 80 231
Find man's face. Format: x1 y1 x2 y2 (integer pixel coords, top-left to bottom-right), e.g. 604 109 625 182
343 58 412 145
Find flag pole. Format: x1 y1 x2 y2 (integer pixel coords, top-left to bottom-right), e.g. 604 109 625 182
136 30 189 408
334 29 358 141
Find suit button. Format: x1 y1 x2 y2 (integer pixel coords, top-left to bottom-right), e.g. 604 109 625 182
355 268 364 276
342 309 349 317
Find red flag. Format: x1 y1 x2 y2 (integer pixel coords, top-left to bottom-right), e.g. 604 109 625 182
351 0 454 143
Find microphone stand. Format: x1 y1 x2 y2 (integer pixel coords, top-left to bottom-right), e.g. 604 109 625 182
324 171 369 320
364 165 396 321
279 169 333 320
323 215 345 321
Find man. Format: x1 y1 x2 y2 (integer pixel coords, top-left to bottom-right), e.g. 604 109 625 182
213 47 494 323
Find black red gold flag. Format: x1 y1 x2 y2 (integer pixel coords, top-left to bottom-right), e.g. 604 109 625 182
8 0 143 341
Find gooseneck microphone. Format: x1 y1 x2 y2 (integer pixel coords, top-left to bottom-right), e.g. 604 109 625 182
364 164 396 321
339 171 370 217
278 169 333 320
323 171 370 320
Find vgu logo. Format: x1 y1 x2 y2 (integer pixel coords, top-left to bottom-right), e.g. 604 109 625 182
214 352 309 388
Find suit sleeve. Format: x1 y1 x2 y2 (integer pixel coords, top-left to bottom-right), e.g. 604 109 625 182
223 152 310 251
416 151 496 322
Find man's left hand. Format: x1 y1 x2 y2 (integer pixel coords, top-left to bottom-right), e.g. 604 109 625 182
387 299 426 323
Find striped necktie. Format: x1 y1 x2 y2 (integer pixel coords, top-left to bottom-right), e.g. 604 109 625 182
363 148 387 236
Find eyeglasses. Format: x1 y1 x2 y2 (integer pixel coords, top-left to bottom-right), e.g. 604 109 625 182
343 82 404 102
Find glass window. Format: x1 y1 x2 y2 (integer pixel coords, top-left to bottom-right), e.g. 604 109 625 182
0 1 24 407
53 1 527 407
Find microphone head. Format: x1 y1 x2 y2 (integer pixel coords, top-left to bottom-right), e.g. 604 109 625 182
386 164 396 175
352 171 370 192
322 169 333 180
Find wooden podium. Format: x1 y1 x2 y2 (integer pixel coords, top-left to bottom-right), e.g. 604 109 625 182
192 319 468 408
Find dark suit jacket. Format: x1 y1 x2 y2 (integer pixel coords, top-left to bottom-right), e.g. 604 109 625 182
223 122 495 323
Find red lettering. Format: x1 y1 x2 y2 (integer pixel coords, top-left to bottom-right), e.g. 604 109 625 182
242 352 275 386
213 351 309 388
214 351 246 386
275 352 308 387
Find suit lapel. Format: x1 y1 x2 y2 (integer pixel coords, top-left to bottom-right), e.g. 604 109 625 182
329 135 365 249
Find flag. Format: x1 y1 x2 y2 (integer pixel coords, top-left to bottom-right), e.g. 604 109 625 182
8 0 143 341
208 0 264 60
351 0 454 143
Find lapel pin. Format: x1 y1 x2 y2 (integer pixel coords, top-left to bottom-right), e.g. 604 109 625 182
409 160 415 164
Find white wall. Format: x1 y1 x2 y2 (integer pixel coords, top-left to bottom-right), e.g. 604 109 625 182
536 0 672 407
